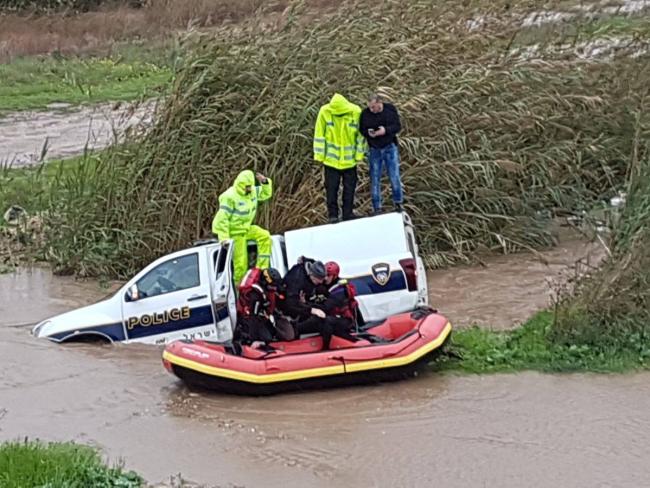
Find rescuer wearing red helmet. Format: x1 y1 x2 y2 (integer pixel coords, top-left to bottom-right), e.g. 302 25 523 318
293 258 359 345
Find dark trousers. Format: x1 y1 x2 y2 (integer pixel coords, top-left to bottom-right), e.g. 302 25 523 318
324 165 358 220
295 316 357 349
296 316 333 350
235 316 274 344
327 316 357 342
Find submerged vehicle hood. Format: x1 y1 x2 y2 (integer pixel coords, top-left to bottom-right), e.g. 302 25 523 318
32 295 124 342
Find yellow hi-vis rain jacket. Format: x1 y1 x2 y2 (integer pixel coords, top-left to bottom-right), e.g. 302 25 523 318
211 170 273 283
313 93 366 170
211 170 272 239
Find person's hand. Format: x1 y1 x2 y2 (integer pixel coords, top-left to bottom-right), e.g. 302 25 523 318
374 126 386 137
256 173 268 184
311 308 326 319
368 128 376 138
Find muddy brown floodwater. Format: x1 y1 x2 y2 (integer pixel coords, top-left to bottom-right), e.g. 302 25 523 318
0 102 153 167
2 239 649 488
428 232 606 329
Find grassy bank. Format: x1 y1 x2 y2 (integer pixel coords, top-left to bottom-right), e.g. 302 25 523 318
32 0 648 279
0 440 141 487
0 43 173 113
1 0 648 280
0 156 90 213
443 142 650 374
0 154 104 274
440 311 650 374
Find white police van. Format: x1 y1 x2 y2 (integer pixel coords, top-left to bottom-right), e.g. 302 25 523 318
33 212 428 345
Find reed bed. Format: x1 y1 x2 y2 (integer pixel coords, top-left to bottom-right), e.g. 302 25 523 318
41 0 650 277
552 141 650 347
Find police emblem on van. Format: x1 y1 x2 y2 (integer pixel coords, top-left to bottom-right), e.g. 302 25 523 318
371 263 391 286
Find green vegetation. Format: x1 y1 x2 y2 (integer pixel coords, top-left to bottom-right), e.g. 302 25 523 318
0 156 95 272
1 0 648 282
15 0 645 279
0 43 173 113
552 146 650 347
0 440 142 488
0 156 89 215
440 146 650 374
439 311 650 374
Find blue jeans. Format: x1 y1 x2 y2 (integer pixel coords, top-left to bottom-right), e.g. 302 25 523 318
369 143 403 211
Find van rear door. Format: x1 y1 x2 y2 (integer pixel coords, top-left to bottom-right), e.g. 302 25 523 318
404 222 428 306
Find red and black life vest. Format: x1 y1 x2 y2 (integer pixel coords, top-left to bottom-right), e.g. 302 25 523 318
237 268 276 317
328 279 358 319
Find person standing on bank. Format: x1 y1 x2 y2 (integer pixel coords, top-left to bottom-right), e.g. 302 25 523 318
360 94 404 214
313 93 366 223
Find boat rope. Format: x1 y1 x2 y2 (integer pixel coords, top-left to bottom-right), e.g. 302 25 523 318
330 355 347 373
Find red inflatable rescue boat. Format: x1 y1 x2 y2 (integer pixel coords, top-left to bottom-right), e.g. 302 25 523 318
162 308 452 395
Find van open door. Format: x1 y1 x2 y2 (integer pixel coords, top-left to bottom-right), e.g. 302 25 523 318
211 241 237 342
404 224 429 306
121 249 217 345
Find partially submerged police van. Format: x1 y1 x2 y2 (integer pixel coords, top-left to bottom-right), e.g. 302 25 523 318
33 212 428 345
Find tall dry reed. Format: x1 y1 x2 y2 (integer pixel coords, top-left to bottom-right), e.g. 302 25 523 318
43 0 650 277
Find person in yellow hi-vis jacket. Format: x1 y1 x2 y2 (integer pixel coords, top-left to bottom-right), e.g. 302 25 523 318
212 170 273 284
313 93 366 223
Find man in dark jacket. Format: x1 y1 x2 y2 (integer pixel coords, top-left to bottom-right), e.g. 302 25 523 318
360 94 404 214
278 259 337 350
289 258 359 345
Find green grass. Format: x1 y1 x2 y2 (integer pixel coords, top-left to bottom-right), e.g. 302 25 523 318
0 155 90 218
0 42 174 113
437 311 650 374
0 440 142 488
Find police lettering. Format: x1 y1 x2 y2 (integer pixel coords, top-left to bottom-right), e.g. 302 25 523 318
127 306 191 330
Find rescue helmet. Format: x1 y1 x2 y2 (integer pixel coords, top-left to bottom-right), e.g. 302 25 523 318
261 268 282 289
325 261 340 280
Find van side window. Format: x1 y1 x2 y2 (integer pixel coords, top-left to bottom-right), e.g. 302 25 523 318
136 253 200 299
280 240 288 269
406 229 417 255
214 244 229 281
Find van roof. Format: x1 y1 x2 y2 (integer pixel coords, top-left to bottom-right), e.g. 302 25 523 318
284 212 409 266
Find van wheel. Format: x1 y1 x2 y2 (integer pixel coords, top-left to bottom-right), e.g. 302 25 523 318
61 333 113 344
